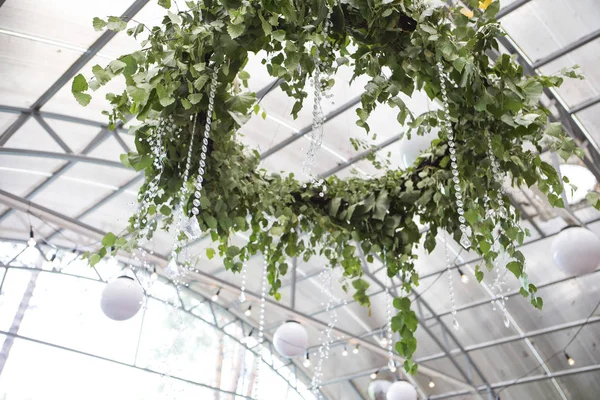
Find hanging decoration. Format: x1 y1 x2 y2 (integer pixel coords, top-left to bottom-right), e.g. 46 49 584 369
252 250 270 398
552 226 600 275
437 61 470 250
311 267 339 398
442 233 459 330
100 276 144 321
386 380 418 400
273 321 309 358
75 0 588 373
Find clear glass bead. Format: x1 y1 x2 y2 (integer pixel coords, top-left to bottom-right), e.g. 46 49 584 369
459 232 472 249
193 199 200 207
449 148 456 155
458 216 466 223
454 184 461 191
453 177 460 184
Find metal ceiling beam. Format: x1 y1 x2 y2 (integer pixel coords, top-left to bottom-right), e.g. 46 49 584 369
570 94 600 114
496 0 531 19
428 364 600 400
0 191 474 392
533 28 600 69
426 267 600 322
417 315 600 363
0 0 149 146
32 114 74 153
0 148 128 170
0 105 127 133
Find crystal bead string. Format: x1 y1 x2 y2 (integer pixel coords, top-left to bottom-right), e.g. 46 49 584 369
191 67 219 217
311 266 338 399
486 131 511 328
165 114 198 285
383 251 396 372
252 249 269 399
302 9 334 198
442 233 460 330
238 261 248 303
166 66 219 285
437 61 471 250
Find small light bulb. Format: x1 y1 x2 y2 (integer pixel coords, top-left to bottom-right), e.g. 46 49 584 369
566 353 575 366
303 353 311 368
461 273 469 284
429 380 435 388
244 305 252 317
342 347 348 357
211 289 220 302
389 364 397 373
27 226 36 247
353 345 359 355
380 337 388 347
150 271 158 282
370 371 377 380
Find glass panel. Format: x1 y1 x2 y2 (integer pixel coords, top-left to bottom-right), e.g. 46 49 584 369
0 35 82 107
501 0 600 62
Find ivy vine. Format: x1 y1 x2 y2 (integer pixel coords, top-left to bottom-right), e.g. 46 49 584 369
73 0 590 373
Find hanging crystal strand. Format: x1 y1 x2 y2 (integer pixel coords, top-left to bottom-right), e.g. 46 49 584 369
238 261 248 303
486 132 508 219
312 266 338 398
437 61 471 250
165 113 199 285
252 248 269 399
485 131 511 327
382 250 396 372
133 117 171 240
167 66 219 285
302 10 334 197
442 233 460 330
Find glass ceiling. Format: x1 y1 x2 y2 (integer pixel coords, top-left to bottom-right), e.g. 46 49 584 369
0 0 600 399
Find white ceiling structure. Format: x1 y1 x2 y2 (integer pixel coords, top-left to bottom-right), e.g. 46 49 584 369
1 0 600 399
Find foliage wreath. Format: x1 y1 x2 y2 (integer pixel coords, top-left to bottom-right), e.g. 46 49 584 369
73 0 585 373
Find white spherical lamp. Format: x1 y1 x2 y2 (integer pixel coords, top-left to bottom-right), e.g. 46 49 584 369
273 321 308 358
386 381 417 400
552 227 600 275
368 380 392 400
100 276 144 321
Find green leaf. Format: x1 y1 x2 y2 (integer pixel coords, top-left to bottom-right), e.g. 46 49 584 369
93 17 107 31
73 92 92 106
393 297 411 311
586 192 600 209
89 253 101 266
158 0 171 8
206 248 215 260
160 205 171 216
102 232 117 247
226 93 256 113
531 297 544 310
106 16 127 32
329 197 341 217
506 261 523 278
72 74 88 93
475 265 484 283
204 215 218 229
227 23 245 39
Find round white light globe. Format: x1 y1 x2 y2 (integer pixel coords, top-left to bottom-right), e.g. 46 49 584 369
386 381 417 400
552 227 600 276
273 321 308 358
368 380 392 400
100 276 144 321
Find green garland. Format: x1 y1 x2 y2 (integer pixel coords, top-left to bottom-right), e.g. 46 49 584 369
73 0 588 373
